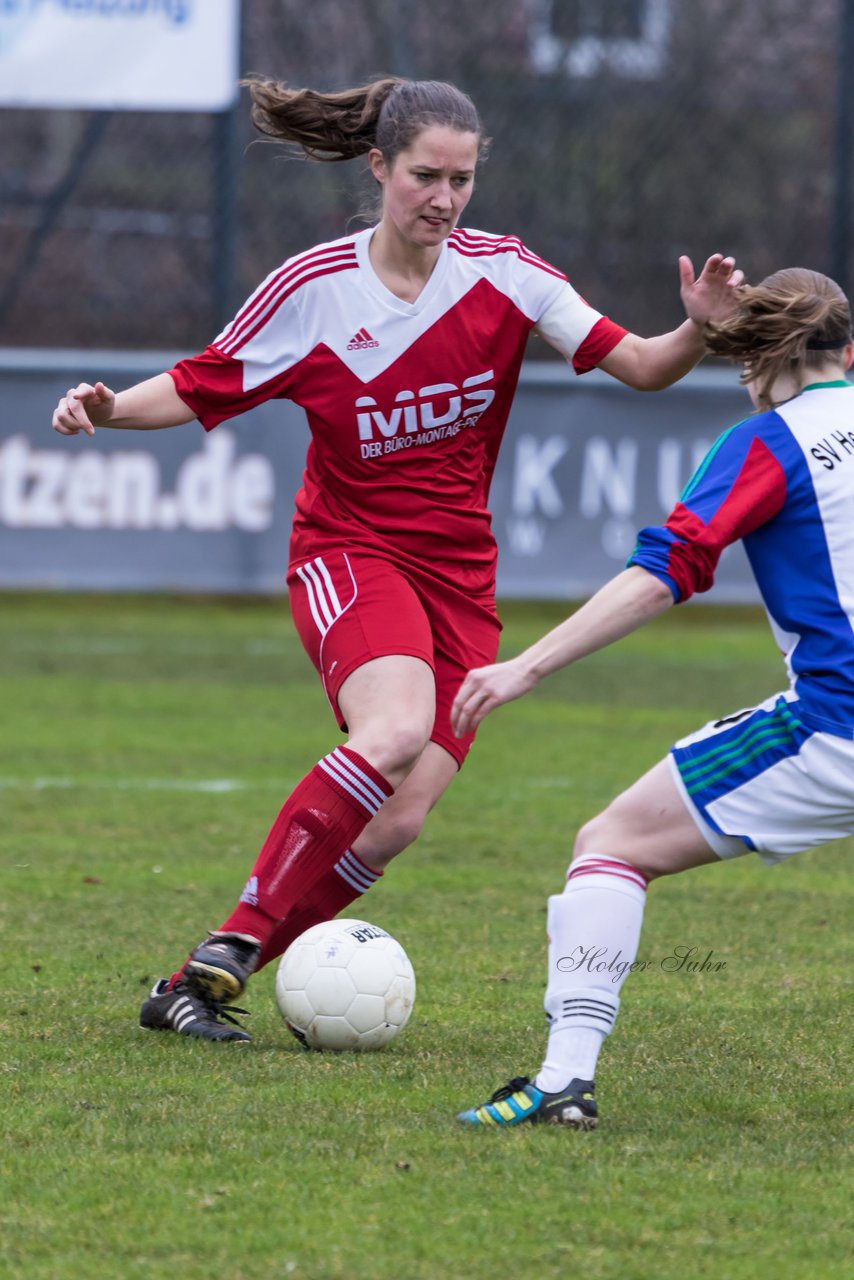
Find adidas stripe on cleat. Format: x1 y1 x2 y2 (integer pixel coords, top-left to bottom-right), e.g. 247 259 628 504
139 979 251 1042
457 1075 598 1130
184 933 261 1003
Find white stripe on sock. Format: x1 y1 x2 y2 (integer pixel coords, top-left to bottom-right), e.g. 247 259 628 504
329 748 389 807
318 754 384 816
335 849 379 893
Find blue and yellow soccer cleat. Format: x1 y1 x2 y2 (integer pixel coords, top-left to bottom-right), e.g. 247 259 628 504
457 1075 598 1130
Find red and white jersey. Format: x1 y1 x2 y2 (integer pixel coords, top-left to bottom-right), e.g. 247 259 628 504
170 226 626 595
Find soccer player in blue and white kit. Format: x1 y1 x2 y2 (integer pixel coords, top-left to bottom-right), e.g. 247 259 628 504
452 266 854 1130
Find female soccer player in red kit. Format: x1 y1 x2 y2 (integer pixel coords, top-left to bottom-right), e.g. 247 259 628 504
52 76 742 1041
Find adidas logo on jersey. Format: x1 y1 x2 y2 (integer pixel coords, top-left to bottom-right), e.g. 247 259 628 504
347 327 379 351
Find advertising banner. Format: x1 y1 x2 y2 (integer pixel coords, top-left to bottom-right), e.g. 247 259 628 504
0 351 759 601
0 1 240 112
492 364 756 600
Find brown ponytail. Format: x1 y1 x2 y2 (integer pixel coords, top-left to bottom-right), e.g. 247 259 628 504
242 76 487 164
705 268 852 410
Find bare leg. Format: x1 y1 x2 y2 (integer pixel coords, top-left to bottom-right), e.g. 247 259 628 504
353 741 459 869
574 757 723 879
338 654 439 785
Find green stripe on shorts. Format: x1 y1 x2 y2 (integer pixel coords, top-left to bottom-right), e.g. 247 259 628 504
680 703 803 795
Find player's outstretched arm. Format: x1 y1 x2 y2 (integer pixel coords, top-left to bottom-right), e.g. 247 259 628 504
598 253 744 391
52 373 196 436
451 567 674 737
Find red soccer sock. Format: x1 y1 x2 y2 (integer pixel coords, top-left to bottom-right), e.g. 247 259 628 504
165 750 391 988
255 848 383 971
174 748 392 967
166 850 383 990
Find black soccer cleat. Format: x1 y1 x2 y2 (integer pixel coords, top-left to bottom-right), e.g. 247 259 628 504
457 1075 598 1129
183 933 262 1003
139 978 251 1042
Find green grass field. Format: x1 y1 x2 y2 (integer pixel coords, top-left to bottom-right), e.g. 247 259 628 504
1 593 851 1280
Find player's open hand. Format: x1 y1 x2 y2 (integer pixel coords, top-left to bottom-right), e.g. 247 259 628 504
679 254 745 327
451 657 537 738
52 381 116 436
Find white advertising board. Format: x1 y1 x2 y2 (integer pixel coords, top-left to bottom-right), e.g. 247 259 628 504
0 0 240 111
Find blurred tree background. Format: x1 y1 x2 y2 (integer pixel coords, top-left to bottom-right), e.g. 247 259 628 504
0 0 850 353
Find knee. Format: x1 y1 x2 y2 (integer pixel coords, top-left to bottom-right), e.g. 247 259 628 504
572 811 614 861
353 721 433 785
571 811 663 881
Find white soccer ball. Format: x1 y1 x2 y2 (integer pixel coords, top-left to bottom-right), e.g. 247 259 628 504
275 919 416 1051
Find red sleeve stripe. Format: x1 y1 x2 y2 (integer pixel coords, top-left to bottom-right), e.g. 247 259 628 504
450 233 567 280
663 437 787 598
572 316 628 373
449 229 567 281
218 244 358 356
218 260 357 357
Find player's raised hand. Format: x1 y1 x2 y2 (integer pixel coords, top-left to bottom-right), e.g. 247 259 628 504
52 381 116 436
451 657 537 738
679 253 745 327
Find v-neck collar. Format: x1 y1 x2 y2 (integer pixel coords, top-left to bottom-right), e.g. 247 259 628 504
355 226 449 317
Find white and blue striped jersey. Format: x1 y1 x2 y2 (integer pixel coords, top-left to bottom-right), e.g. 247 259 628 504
630 381 854 736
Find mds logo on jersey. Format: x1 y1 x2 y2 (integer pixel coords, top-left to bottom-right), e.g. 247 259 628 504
356 370 495 456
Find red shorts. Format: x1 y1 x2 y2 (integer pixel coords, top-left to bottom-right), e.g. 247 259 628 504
286 552 501 766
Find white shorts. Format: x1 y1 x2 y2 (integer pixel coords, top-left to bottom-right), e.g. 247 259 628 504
668 691 854 865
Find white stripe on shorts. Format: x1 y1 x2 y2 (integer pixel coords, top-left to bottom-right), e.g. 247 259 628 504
295 556 343 636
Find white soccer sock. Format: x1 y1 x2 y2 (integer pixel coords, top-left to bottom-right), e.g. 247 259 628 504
535 855 648 1093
